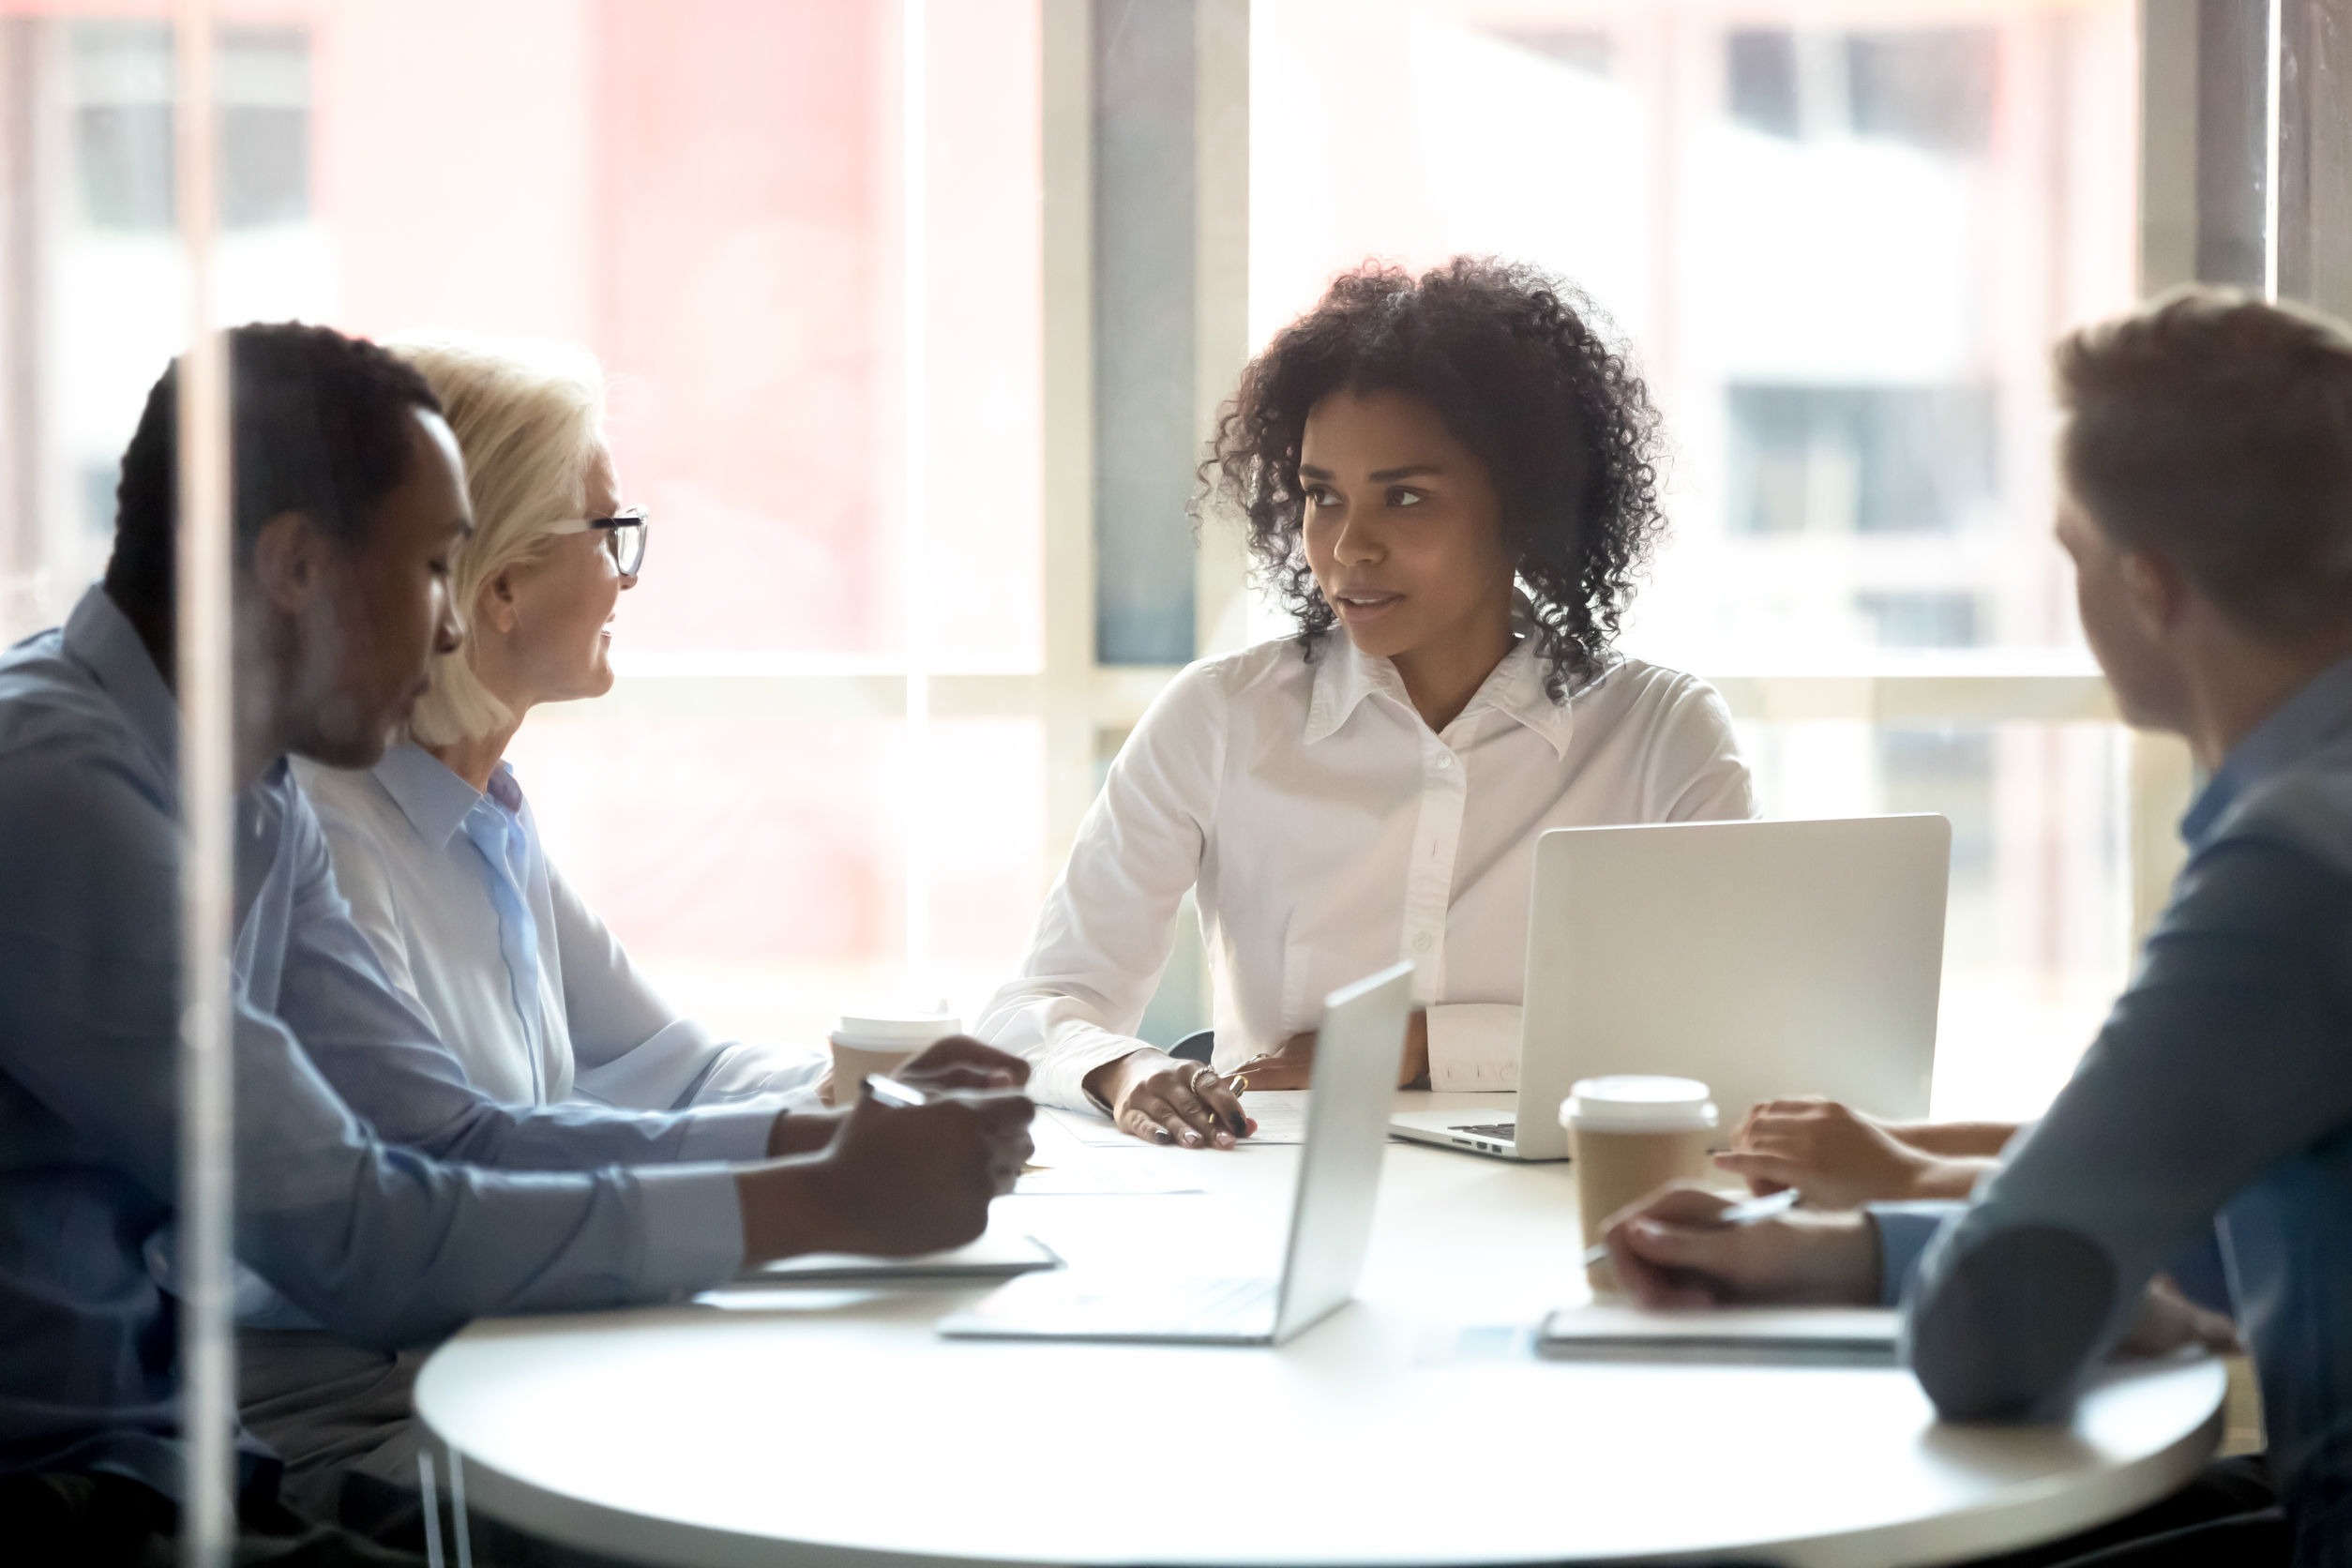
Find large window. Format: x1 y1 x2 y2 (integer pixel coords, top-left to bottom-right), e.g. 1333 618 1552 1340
17 4 2338 1543
1240 0 2146 1118
2 2 1049 1051
0 0 2270 1121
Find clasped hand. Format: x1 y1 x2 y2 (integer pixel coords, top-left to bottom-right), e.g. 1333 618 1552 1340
1713 1097 1985 1209
1601 1182 1881 1308
1599 1181 2240 1362
1085 1010 1433 1147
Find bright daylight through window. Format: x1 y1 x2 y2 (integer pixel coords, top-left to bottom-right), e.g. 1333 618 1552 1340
1244 0 2143 1119
0 0 2147 1131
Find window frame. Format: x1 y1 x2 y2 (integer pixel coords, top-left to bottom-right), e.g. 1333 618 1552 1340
594 0 2350 988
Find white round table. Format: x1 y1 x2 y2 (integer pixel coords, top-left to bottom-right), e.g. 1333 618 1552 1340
418 1093 2225 1568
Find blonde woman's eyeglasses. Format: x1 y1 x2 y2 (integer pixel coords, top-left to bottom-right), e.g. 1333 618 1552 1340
550 505 648 577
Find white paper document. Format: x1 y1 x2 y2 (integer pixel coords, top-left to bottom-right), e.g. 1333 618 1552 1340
721 1229 1062 1289
1016 1159 1206 1196
1233 1090 1308 1143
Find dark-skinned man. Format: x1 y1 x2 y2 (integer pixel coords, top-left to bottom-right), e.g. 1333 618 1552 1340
0 323 1033 1566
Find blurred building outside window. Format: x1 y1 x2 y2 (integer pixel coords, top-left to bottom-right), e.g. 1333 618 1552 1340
1238 0 2149 1119
2 0 1050 1059
0 0 2231 1128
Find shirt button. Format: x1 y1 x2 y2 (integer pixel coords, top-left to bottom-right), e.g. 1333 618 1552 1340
1412 932 1435 953
1435 753 1455 769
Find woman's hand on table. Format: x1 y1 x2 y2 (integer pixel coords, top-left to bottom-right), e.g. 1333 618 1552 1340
1229 1011 1432 1092
1714 1096 1990 1209
1081 1049 1254 1149
740 1084 1036 1262
1601 1181 1880 1310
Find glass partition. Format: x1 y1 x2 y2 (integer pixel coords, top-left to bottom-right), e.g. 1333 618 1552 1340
8 0 1048 1041
0 3 2338 1549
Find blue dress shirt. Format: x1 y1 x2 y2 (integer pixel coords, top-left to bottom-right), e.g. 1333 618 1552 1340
458 765 550 1093
0 587 755 1499
294 743 828 1114
1872 653 2352 1566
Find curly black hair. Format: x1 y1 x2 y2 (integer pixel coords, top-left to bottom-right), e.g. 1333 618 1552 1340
104 321 445 624
1195 257 1666 700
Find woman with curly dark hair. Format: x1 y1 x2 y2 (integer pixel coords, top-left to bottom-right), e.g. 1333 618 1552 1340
979 258 1755 1146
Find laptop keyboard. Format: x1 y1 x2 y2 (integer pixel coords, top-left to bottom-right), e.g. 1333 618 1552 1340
1451 1122 1517 1139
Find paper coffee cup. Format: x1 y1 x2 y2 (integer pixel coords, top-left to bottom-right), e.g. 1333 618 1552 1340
826 1004 959 1105
1561 1075 1719 1291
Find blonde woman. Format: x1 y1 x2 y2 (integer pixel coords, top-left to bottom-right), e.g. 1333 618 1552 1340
292 334 833 1113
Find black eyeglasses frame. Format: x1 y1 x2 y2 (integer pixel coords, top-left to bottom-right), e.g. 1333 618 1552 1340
584 505 649 576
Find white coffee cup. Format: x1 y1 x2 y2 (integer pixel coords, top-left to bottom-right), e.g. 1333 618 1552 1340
827 1005 960 1104
1560 1075 1720 1287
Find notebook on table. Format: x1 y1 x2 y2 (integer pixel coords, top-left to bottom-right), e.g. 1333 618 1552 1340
731 1229 1062 1287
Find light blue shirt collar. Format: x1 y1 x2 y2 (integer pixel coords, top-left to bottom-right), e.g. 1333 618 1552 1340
2180 650 2352 849
371 740 510 850
60 584 179 779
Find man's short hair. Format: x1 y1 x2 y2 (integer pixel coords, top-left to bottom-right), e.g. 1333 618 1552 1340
103 321 445 621
2057 286 2352 636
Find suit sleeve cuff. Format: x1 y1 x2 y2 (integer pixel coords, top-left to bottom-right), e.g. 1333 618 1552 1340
1868 1201 1962 1307
676 1106 778 1165
632 1164 746 1292
1425 1004 1521 1092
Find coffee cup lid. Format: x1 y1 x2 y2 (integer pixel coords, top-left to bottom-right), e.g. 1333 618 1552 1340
1559 1075 1719 1133
833 1003 959 1046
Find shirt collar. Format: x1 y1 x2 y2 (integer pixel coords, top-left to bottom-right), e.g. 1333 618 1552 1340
1303 629 1393 746
1303 602 1578 758
61 584 181 777
2179 649 2352 848
370 740 491 851
1469 638 1577 757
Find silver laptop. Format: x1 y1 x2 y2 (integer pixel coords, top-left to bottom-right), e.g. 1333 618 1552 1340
938 961 1413 1346
1389 816 1949 1161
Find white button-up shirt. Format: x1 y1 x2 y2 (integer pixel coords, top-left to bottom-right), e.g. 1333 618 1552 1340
294 744 827 1113
978 632 1756 1109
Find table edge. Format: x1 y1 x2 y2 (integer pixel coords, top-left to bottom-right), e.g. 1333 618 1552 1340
423 1360 2228 1568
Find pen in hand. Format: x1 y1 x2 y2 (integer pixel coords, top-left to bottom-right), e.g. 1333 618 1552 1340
1216 1071 1250 1128
1578 1186 1801 1270
864 1073 930 1109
